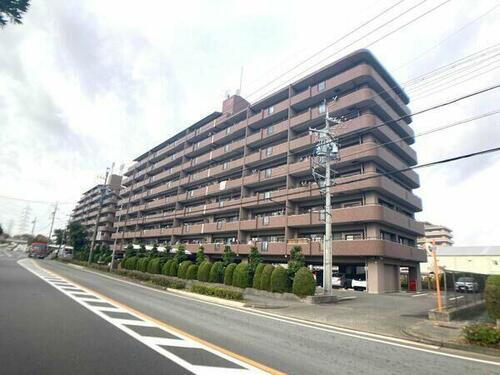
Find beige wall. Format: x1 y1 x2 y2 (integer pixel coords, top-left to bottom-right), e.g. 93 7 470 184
421 256 500 275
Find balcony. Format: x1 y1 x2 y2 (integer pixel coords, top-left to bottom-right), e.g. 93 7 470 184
212 120 246 144
203 221 239 233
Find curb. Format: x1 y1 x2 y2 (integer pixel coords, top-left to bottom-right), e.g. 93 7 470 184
402 326 500 358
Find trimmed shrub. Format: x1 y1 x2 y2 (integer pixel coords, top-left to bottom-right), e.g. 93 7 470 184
195 247 206 265
209 261 225 284
147 257 162 274
169 260 179 277
485 275 500 321
162 260 173 276
252 263 266 289
287 245 305 284
137 257 150 273
124 256 138 270
271 266 289 293
293 267 316 297
463 324 500 348
186 264 199 280
232 263 251 288
260 264 274 291
197 261 212 282
248 246 262 279
178 260 193 279
114 269 185 289
222 246 236 266
224 263 237 285
191 284 243 301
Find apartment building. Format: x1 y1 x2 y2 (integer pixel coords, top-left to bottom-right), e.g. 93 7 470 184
72 174 123 248
417 221 454 248
113 49 426 293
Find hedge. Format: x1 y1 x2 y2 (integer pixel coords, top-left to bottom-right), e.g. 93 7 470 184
293 267 316 297
208 261 225 283
178 260 192 279
252 263 266 289
271 266 289 293
260 264 274 291
114 269 185 289
463 324 500 348
191 284 243 301
232 263 251 288
485 275 500 321
162 260 173 276
137 257 150 273
186 264 199 280
169 260 179 277
123 256 138 270
147 257 163 274
224 263 237 285
197 261 212 282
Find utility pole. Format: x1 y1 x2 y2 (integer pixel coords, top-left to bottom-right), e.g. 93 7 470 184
310 98 342 296
88 168 110 264
47 203 58 246
428 240 443 312
31 217 37 236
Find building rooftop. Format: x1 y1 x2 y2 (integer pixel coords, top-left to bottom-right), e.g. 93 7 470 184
436 246 500 256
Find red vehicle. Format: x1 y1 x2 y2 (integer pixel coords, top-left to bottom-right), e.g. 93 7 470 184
29 242 50 259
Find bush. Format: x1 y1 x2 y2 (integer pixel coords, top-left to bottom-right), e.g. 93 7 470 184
271 266 289 293
123 256 138 270
197 261 212 282
162 260 173 276
287 245 305 284
224 263 237 285
169 260 179 277
147 257 162 274
293 267 316 297
260 265 275 291
174 244 188 263
232 263 251 288
485 275 500 321
222 246 236 266
178 260 193 279
114 269 185 289
252 263 266 289
209 261 225 284
196 247 206 265
186 264 199 280
191 284 243 301
463 324 500 347
248 246 262 279
137 257 150 273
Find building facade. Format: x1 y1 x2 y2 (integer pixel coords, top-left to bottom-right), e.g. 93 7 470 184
417 221 454 248
420 246 500 275
72 174 123 248
113 49 425 293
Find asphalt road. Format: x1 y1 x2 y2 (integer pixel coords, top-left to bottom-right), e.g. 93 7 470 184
1 249 499 375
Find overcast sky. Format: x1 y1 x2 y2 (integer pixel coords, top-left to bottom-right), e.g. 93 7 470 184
1 0 499 245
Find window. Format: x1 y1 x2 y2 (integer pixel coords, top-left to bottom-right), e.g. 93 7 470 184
341 200 362 208
266 106 274 115
266 147 273 157
264 168 272 178
381 230 396 242
318 81 326 91
318 102 326 114
345 232 363 240
267 125 274 135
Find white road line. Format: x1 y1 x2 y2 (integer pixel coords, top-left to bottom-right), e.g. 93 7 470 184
55 259 500 368
18 259 270 374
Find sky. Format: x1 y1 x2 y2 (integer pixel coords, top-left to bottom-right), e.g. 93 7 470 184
0 0 499 245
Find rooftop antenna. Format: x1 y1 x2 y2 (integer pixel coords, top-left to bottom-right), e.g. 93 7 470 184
119 163 125 176
110 162 115 176
237 66 244 96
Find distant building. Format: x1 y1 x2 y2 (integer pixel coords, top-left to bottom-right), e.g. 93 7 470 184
420 246 500 275
417 221 453 248
71 174 123 248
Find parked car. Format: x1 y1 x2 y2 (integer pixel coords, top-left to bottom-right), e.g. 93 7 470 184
332 273 346 289
455 277 479 293
351 274 367 291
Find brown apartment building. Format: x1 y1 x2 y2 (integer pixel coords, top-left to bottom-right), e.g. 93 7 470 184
113 49 426 293
72 174 123 248
417 221 454 248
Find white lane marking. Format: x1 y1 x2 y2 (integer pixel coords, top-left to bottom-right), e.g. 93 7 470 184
412 293 429 297
142 337 202 348
55 260 500 368
19 259 269 374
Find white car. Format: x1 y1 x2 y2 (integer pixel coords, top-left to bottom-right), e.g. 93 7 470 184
351 275 367 291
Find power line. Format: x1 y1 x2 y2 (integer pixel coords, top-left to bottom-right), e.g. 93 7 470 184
0 194 76 205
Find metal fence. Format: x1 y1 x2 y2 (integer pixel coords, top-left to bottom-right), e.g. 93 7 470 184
423 270 488 309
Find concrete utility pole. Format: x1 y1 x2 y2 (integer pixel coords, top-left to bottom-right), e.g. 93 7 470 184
47 203 58 246
31 217 37 236
110 188 125 271
310 98 342 296
428 241 443 312
88 168 110 264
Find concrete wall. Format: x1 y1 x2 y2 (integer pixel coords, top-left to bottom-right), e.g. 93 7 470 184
421 256 500 275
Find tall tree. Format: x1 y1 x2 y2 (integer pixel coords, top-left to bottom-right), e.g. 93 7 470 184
248 246 262 278
0 0 30 27
0 224 3 236
67 222 88 251
53 229 66 245
222 245 236 267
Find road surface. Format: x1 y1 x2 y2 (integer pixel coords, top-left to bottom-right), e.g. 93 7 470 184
0 249 498 374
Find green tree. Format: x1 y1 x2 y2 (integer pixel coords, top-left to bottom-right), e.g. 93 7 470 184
138 243 147 257
222 245 236 266
67 222 88 251
53 229 65 245
125 243 136 257
248 246 262 280
485 275 500 321
0 0 30 27
287 245 305 284
174 244 188 263
0 224 3 236
196 246 206 265
150 243 159 257
292 267 316 297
